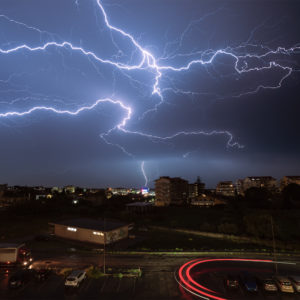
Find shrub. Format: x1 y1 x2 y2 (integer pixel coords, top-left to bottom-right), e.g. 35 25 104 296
218 223 239 235
86 266 106 279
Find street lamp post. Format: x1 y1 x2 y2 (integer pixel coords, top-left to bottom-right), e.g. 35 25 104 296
103 218 106 274
270 215 278 274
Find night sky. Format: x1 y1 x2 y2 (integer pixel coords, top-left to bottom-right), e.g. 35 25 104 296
0 0 299 188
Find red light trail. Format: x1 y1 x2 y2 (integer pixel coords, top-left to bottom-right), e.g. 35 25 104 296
177 258 273 300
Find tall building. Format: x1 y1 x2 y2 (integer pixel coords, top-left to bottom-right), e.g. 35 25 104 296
235 179 244 196
188 176 205 198
242 176 277 192
280 176 300 191
216 181 235 197
155 176 188 206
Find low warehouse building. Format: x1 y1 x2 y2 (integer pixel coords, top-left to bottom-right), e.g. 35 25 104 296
51 218 129 245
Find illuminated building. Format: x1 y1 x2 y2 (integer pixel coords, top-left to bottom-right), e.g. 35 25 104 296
242 176 277 193
51 218 129 245
155 176 188 207
188 176 205 198
190 194 226 207
236 179 244 196
110 187 129 195
51 186 63 193
141 187 149 195
216 181 235 197
64 185 76 193
280 176 300 191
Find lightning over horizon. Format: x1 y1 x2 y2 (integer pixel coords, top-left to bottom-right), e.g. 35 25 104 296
0 0 299 187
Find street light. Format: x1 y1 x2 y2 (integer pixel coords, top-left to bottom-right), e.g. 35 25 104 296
103 218 106 274
270 215 278 274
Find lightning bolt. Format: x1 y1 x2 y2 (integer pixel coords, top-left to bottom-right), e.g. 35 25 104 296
0 0 298 182
141 161 148 187
0 97 131 119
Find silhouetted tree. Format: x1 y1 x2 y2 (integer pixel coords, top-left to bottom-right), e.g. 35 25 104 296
243 213 275 239
244 187 272 208
282 183 300 208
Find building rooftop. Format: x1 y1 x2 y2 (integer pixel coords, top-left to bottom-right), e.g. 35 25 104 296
246 176 275 180
155 176 188 182
53 218 129 232
0 243 24 248
217 181 233 185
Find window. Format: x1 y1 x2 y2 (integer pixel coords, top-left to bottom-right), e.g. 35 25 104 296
67 227 77 232
93 231 104 236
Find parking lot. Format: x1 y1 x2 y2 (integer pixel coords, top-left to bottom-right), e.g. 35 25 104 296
0 266 183 300
0 255 299 299
1 271 136 300
178 258 300 299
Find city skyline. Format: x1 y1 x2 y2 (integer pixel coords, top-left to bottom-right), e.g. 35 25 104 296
0 0 299 188
1 174 299 190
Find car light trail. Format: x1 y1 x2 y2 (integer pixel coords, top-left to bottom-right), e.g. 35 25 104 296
177 258 273 299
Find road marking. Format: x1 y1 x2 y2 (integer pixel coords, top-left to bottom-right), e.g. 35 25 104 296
174 271 209 300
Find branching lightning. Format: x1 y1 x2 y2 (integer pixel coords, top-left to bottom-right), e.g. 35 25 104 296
0 0 299 184
0 97 131 119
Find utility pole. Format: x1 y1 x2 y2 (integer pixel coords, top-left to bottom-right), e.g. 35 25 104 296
103 218 106 274
270 215 278 274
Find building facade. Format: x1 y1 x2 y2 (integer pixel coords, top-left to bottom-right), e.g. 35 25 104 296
188 177 205 199
235 179 244 196
155 176 188 206
51 219 129 245
216 181 235 197
242 176 277 192
280 176 300 191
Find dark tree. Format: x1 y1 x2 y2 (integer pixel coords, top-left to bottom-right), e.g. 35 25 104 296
282 183 300 208
244 187 272 208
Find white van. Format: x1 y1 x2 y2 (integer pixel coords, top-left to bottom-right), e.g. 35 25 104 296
65 270 86 288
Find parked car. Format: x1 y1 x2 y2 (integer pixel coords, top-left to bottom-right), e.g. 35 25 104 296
289 276 300 293
240 272 258 292
224 274 239 290
275 276 294 293
64 270 86 288
35 268 51 281
9 269 32 288
261 278 278 292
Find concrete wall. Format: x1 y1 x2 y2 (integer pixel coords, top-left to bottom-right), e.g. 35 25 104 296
54 224 129 245
54 224 105 245
106 226 128 244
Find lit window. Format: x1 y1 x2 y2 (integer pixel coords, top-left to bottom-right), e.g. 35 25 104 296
67 227 77 232
93 231 104 236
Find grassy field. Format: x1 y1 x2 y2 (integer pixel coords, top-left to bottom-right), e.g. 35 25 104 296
1 207 299 253
128 228 274 252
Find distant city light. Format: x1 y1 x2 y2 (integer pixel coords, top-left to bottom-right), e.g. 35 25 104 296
141 187 149 195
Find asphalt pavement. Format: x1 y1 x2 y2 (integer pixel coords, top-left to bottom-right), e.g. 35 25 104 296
0 253 299 299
